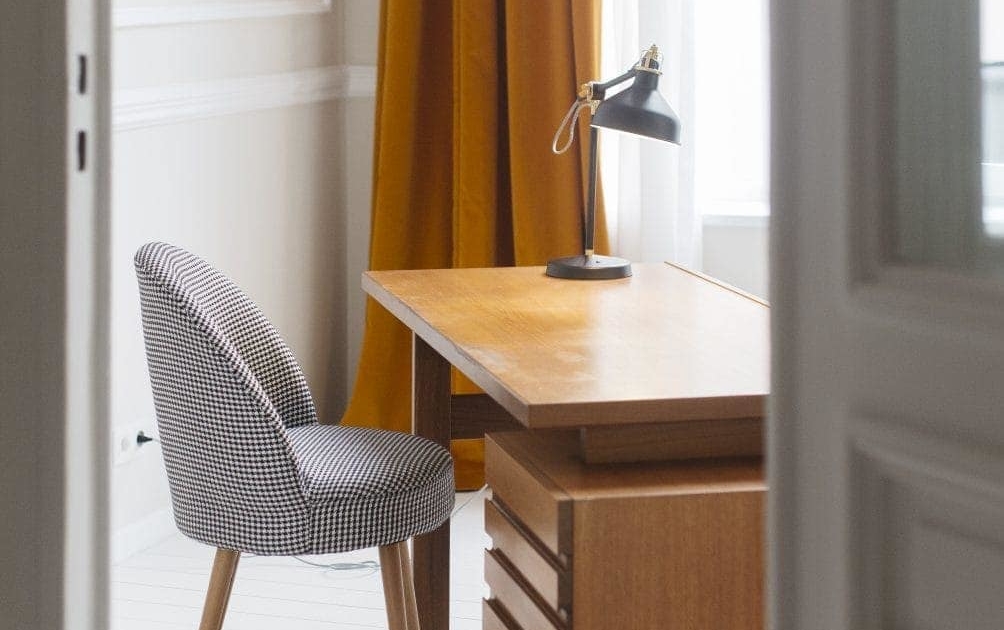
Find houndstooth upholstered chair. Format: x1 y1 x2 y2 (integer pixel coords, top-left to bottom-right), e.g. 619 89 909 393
134 242 454 630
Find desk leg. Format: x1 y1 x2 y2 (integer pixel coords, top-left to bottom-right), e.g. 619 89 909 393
412 334 452 630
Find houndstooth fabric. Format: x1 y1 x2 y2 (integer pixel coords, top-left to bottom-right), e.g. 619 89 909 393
287 424 455 552
134 242 454 555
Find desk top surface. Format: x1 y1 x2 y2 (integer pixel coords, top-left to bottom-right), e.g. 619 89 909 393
363 263 770 428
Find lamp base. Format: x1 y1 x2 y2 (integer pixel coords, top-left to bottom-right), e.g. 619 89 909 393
545 254 633 280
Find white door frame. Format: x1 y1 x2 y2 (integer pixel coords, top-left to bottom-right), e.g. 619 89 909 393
768 1 854 624
1 0 111 628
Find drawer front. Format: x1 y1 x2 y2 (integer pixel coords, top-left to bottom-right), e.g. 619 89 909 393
485 433 572 559
485 498 570 614
485 549 565 630
483 598 521 630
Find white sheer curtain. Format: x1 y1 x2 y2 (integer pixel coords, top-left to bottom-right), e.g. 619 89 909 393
600 0 700 268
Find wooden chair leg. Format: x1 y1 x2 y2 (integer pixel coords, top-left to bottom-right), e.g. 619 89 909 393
380 541 420 630
398 541 420 630
199 548 240 630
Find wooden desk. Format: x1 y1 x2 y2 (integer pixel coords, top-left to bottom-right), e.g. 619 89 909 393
362 262 770 630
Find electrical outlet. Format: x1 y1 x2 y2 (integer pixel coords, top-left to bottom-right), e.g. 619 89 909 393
112 422 154 467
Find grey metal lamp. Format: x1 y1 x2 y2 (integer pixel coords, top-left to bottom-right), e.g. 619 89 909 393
547 44 681 280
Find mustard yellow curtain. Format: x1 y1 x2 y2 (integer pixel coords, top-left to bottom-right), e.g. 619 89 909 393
341 0 607 490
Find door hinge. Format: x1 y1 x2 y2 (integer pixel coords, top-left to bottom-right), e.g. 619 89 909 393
77 54 87 94
77 130 86 171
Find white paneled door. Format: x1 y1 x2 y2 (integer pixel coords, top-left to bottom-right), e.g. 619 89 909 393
771 1 1004 629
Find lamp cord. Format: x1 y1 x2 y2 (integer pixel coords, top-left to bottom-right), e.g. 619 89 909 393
552 98 594 155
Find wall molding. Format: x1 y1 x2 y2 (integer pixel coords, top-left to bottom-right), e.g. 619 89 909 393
114 64 377 131
114 0 331 29
702 213 769 229
340 64 377 99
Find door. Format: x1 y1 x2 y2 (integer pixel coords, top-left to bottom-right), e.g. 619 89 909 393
770 0 1004 629
1 0 111 628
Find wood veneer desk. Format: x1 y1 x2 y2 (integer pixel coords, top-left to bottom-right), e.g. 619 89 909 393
362 262 770 630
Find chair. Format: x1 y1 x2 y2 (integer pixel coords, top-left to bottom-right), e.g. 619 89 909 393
133 242 454 630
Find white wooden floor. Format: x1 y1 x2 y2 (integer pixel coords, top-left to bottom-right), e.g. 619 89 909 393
111 490 490 630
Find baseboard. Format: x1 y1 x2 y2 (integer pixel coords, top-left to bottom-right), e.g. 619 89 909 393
111 507 177 564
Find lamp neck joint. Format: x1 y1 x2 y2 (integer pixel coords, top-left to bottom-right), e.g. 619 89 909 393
635 44 663 75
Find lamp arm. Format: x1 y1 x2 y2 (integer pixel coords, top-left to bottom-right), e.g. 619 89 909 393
553 66 641 155
587 68 638 102
579 45 664 113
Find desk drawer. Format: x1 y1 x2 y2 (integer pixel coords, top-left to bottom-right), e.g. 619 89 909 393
485 498 570 614
483 598 520 630
485 549 564 630
485 433 572 560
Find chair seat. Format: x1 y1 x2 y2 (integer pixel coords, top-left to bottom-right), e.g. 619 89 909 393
286 424 454 554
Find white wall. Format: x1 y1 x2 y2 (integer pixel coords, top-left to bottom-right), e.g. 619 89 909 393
340 0 379 402
702 216 770 299
109 0 380 558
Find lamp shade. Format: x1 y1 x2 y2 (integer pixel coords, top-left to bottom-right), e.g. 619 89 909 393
591 71 681 145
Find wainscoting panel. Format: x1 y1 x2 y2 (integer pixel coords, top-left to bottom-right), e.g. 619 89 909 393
850 417 1004 630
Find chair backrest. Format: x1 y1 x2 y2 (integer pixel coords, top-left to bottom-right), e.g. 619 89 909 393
134 242 317 553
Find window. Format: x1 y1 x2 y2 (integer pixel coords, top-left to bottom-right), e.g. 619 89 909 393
601 0 770 226
598 0 770 272
693 0 770 218
983 0 1004 234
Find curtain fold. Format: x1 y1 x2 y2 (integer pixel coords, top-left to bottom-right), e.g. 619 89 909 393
341 0 605 490
600 0 699 267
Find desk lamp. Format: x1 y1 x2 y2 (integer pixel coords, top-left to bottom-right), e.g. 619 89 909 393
548 44 681 279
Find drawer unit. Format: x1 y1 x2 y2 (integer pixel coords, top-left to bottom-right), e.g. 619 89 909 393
484 498 570 613
484 430 767 630
483 430 572 560
483 598 520 630
484 549 564 630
